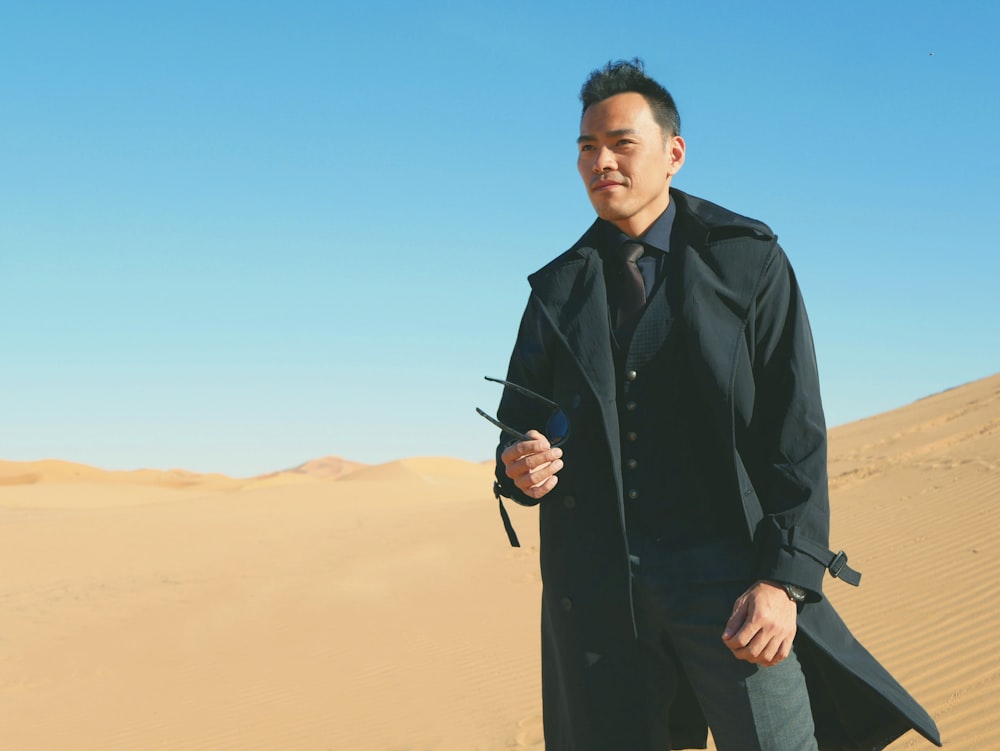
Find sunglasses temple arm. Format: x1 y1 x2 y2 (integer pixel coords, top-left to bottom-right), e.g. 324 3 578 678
475 408 531 443
483 376 561 412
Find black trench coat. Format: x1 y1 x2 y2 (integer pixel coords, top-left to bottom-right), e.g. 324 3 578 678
493 190 941 750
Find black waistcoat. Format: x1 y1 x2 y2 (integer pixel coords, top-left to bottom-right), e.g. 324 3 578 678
613 255 747 553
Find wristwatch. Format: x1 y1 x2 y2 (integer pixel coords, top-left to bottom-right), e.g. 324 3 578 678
783 583 808 602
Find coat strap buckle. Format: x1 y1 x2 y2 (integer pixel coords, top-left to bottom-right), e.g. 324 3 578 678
827 550 858 583
783 526 863 586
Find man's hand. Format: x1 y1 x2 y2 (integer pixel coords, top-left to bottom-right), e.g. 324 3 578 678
501 429 564 500
722 580 797 667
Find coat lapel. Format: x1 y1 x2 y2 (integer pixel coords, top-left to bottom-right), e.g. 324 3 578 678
528 244 622 488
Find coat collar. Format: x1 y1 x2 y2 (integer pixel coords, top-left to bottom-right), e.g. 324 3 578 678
528 188 776 283
670 189 776 245
523 187 776 359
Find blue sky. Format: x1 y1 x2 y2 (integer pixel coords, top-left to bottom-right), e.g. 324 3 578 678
3 1 998 477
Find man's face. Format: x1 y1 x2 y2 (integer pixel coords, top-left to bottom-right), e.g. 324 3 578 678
577 92 685 238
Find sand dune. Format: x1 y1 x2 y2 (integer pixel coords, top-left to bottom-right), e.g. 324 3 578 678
0 458 237 489
338 456 497 484
259 455 368 481
819 373 1000 751
2 374 998 749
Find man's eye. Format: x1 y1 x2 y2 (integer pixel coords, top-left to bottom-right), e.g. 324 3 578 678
580 144 594 152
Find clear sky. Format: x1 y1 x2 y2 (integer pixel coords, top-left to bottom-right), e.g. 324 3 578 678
3 1 998 477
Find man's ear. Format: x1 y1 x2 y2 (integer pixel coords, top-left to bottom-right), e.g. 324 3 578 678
667 135 686 176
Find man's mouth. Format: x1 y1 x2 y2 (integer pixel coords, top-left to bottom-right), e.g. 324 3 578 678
591 178 624 192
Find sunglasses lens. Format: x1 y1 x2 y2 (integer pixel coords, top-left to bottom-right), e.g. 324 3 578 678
480 377 570 448
545 410 569 444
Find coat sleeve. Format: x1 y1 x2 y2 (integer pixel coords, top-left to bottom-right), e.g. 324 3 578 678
744 247 859 599
492 293 556 508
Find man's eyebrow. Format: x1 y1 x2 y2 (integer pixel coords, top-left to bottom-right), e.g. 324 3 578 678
576 128 639 144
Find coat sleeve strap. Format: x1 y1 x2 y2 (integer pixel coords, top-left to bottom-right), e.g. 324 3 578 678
495 481 521 547
782 526 862 586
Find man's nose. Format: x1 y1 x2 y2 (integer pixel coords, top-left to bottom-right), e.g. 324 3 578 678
593 146 616 173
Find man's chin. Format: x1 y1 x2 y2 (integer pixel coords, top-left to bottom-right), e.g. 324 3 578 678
590 202 628 222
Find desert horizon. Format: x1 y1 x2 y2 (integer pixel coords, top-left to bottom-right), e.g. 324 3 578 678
3 372 999 749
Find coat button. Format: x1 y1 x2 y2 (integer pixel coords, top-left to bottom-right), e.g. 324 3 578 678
626 431 637 442
627 459 638 469
625 401 637 411
563 495 576 509
560 596 573 612
627 489 639 500
570 393 582 409
626 370 637 381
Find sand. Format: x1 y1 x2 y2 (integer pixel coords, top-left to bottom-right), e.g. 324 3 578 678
2 372 998 750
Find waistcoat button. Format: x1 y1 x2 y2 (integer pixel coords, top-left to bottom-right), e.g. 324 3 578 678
627 489 639 500
626 370 637 381
626 432 637 442
560 596 573 612
627 459 638 469
625 401 637 411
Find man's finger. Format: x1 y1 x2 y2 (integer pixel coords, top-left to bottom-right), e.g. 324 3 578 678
523 474 559 499
514 458 564 493
501 430 556 464
505 450 564 481
502 433 563 475
722 596 749 641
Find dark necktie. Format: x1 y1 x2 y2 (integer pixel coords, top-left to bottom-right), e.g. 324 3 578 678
616 241 646 327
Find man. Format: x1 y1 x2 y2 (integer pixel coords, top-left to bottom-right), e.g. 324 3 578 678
489 59 940 750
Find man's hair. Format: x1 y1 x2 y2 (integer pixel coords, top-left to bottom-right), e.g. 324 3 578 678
579 58 681 137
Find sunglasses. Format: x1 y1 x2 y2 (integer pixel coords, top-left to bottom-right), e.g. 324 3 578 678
476 376 570 448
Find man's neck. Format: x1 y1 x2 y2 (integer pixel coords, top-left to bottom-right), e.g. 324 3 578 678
611 192 672 239
607 197 675 252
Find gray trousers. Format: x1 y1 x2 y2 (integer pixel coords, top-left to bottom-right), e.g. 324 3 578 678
629 535 819 751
